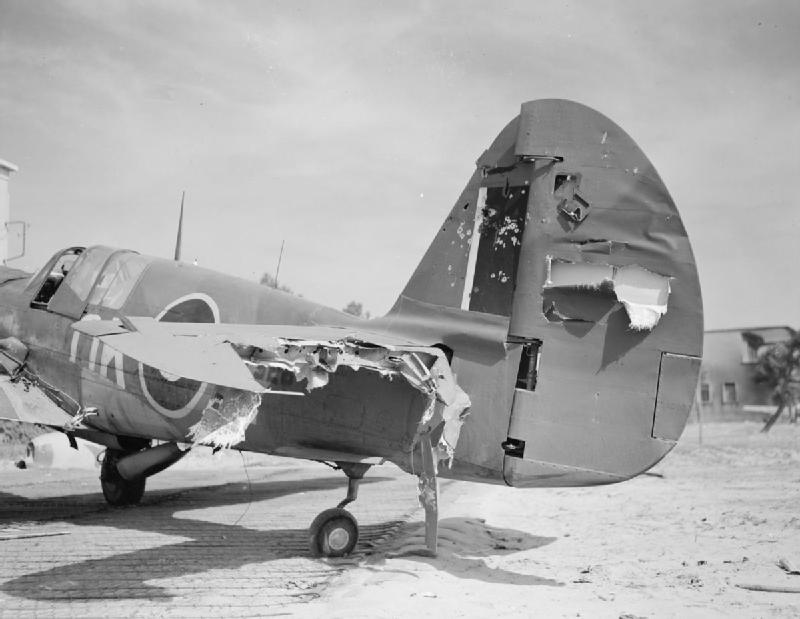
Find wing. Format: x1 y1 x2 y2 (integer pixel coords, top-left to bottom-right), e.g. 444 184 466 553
0 375 74 427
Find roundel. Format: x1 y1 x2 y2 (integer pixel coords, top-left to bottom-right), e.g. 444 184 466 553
138 293 220 419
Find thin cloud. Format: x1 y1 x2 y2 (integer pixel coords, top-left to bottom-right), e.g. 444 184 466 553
0 0 797 325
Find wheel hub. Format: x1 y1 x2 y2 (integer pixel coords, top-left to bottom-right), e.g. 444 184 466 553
327 526 350 552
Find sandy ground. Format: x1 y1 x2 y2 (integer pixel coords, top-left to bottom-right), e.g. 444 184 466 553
299 422 800 618
1 421 797 617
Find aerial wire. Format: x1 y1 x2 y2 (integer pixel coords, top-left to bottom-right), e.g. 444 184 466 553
231 450 253 528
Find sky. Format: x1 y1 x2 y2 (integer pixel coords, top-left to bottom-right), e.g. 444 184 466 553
0 0 798 329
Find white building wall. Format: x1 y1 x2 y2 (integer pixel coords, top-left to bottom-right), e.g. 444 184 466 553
0 159 19 265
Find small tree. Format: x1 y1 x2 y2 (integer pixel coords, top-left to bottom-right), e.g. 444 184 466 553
342 301 370 319
753 328 800 432
260 272 293 294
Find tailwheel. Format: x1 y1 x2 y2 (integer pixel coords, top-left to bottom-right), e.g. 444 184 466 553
309 507 359 558
100 449 145 506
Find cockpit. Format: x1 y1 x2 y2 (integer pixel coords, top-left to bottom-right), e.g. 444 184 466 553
31 247 83 308
28 246 150 318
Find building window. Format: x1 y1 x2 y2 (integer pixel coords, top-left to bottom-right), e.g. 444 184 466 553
742 344 758 364
700 383 711 404
722 382 737 404
741 331 765 364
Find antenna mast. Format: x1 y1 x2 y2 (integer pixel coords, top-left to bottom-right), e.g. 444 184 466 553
174 191 185 261
274 240 285 288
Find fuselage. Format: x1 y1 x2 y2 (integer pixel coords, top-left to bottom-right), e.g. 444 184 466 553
0 250 413 453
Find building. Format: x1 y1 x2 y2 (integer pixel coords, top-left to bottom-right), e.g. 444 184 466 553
0 158 19 265
699 326 795 420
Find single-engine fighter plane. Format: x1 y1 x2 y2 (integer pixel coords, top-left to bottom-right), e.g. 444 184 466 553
0 100 702 558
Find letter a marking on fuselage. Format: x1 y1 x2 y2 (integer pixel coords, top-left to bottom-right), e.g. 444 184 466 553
99 342 125 389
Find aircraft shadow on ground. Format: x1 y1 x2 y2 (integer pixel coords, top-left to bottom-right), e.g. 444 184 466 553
0 473 382 523
376 517 562 587
0 474 397 602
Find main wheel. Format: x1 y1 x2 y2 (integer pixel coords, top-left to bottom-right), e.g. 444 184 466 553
100 449 146 506
309 508 359 558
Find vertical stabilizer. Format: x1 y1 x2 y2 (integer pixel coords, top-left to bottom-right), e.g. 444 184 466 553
381 100 703 488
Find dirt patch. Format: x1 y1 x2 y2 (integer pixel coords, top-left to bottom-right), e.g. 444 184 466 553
302 421 800 618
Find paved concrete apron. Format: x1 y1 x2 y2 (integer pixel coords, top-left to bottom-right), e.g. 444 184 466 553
0 459 420 617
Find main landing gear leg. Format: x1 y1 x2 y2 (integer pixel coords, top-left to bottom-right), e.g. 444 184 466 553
308 462 371 558
100 449 146 506
418 433 439 556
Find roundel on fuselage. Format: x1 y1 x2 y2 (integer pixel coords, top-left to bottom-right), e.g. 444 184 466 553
158 297 217 323
138 293 220 419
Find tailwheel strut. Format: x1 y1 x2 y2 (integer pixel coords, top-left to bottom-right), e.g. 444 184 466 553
309 462 371 558
418 432 439 556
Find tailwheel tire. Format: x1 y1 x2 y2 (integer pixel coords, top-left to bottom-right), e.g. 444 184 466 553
100 449 146 506
309 508 359 558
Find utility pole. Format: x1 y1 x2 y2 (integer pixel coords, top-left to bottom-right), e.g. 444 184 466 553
274 240 285 289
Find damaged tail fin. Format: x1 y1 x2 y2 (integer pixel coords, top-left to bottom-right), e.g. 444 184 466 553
383 99 703 488
389 99 700 338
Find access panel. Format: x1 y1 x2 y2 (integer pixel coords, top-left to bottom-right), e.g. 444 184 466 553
652 352 702 441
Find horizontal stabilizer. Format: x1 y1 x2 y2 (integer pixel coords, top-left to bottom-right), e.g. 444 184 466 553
97 331 267 394
124 317 420 349
72 319 129 337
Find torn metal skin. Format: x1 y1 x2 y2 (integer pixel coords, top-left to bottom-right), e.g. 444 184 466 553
188 390 262 450
544 256 672 331
227 333 471 465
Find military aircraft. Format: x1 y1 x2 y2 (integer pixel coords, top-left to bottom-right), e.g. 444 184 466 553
0 99 703 558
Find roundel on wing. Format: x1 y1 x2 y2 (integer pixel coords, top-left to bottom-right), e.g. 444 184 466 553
139 293 220 419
